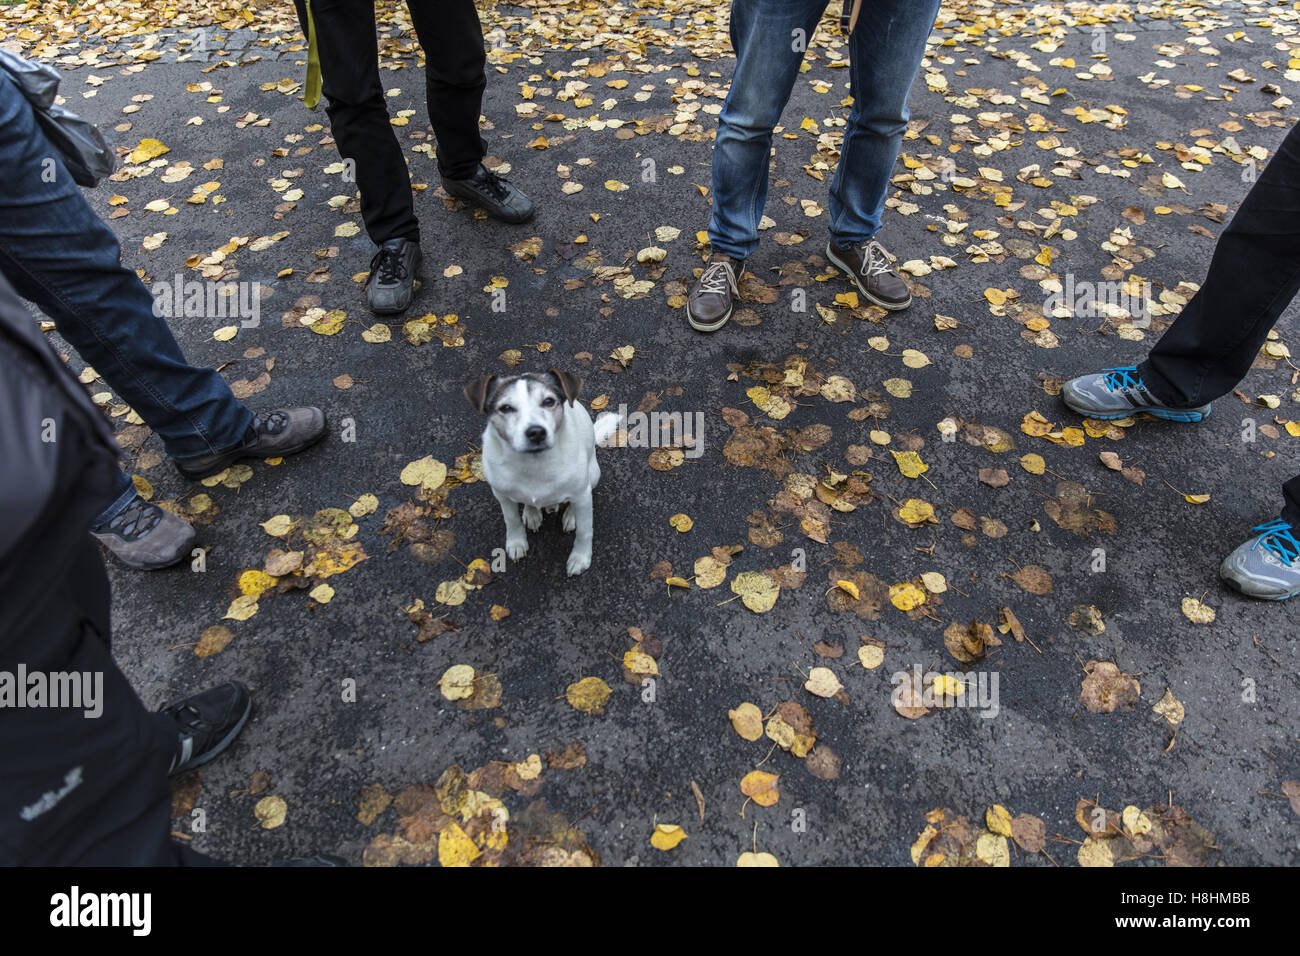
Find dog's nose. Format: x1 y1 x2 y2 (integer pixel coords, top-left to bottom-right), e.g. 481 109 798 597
525 426 547 445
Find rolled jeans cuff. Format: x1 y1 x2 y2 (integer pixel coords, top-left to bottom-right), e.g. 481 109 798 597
704 231 753 262
92 471 139 529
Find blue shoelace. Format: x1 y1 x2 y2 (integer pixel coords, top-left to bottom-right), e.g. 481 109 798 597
1251 519 1300 566
1102 366 1142 392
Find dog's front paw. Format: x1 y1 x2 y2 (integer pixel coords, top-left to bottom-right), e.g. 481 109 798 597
562 503 576 533
566 548 591 576
506 535 529 561
523 505 543 532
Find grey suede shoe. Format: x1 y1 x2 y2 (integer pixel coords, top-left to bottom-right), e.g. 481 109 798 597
173 406 327 481
686 256 745 332
366 238 422 315
1062 366 1211 422
91 494 195 570
1220 519 1300 600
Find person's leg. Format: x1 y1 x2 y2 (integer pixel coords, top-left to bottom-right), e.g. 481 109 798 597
1140 122 1300 406
94 470 138 528
0 72 253 465
827 0 941 245
406 0 487 180
304 0 420 245
1 538 250 861
0 538 180 865
707 0 829 261
406 0 533 224
1282 475 1300 528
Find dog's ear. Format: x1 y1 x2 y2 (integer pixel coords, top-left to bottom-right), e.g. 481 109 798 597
549 368 583 406
464 374 498 413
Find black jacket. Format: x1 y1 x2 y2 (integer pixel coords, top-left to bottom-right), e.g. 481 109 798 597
0 270 119 648
0 272 180 864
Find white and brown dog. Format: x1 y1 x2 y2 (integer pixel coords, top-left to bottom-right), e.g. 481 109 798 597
465 370 617 576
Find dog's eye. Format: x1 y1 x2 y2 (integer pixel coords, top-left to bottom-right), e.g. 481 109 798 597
542 397 556 407
497 404 514 414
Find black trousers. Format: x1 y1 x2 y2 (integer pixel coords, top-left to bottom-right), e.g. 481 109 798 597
298 0 488 244
0 539 219 865
1137 121 1300 525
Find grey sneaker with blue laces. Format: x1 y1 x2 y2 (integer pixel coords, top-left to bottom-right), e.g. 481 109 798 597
1061 366 1211 422
1220 519 1300 600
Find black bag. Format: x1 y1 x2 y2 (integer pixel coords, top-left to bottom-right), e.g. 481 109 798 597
0 49 115 187
840 0 862 35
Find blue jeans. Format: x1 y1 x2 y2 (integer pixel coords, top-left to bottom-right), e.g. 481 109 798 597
0 70 252 526
708 0 941 260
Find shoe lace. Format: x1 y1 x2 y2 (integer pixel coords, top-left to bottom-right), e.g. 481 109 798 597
370 246 408 285
479 168 511 201
252 409 289 435
862 239 896 277
1102 366 1142 392
1251 519 1300 566
697 261 736 295
162 700 202 731
105 499 161 539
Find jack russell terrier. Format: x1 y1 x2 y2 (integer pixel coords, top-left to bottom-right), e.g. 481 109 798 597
465 370 617 576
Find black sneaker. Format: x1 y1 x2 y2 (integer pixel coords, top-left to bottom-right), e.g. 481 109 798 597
686 256 746 332
825 237 912 310
366 238 422 315
91 494 196 570
161 681 251 777
270 855 349 867
173 406 327 481
441 164 536 224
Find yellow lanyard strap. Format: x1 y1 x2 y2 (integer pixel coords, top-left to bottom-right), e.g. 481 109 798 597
304 0 322 110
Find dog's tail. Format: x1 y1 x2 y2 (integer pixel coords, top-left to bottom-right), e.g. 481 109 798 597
593 411 620 446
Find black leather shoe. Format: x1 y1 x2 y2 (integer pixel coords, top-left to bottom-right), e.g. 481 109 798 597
441 164 535 224
270 855 349 867
825 237 912 310
366 238 422 315
173 406 327 480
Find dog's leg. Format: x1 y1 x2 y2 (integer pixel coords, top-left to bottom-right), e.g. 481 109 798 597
523 504 543 531
565 455 598 533
495 491 529 560
565 488 594 576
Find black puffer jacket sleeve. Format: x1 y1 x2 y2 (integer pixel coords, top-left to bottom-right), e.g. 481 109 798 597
0 271 120 653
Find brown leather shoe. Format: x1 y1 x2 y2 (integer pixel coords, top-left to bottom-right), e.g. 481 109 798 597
825 238 911 310
686 255 746 332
